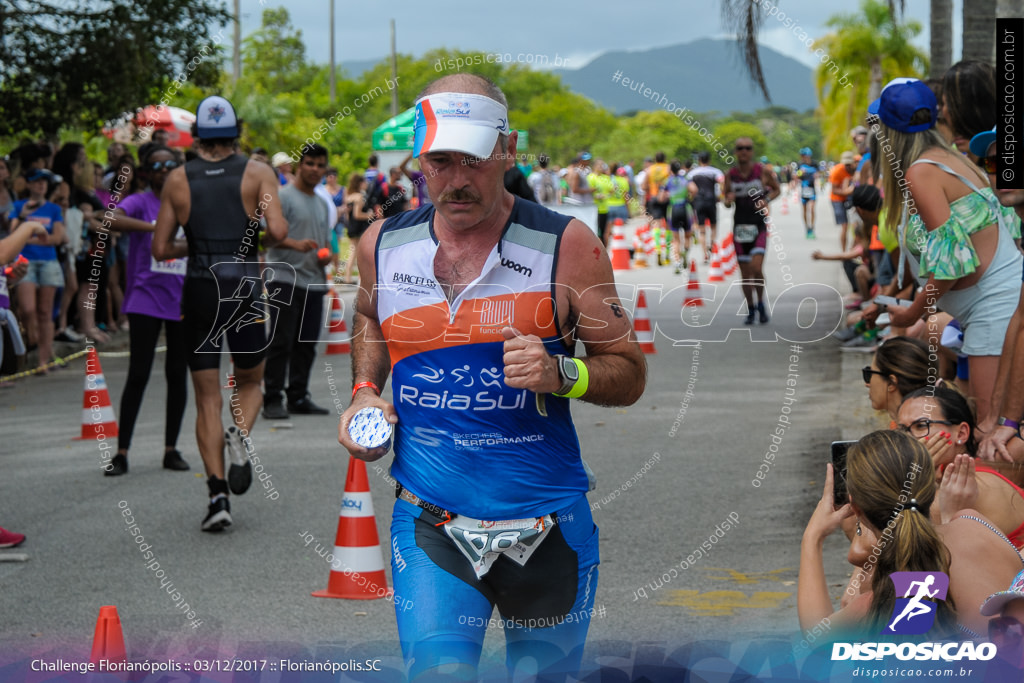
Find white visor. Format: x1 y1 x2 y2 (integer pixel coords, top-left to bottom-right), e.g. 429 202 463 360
413 92 509 159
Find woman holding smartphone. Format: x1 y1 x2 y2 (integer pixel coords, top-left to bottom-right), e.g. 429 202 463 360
799 430 1023 638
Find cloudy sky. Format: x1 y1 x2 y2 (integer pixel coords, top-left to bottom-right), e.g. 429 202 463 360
239 0 959 71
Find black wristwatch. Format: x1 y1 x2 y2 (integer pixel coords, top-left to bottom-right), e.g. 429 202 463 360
554 354 579 395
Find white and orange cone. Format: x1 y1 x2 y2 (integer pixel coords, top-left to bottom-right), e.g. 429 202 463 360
325 290 350 355
634 290 657 354
683 259 704 308
312 456 389 600
722 234 737 276
707 244 725 283
609 219 631 271
74 348 118 440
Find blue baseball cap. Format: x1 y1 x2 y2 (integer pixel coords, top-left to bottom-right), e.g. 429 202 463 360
969 126 997 158
24 168 53 183
867 78 937 133
799 147 812 156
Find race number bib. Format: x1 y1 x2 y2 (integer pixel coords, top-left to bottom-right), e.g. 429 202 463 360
443 514 555 578
801 186 815 199
151 257 187 276
735 223 760 243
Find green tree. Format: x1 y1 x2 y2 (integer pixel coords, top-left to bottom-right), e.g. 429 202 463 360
593 111 706 166
513 92 616 166
813 0 927 156
238 8 316 95
0 0 230 137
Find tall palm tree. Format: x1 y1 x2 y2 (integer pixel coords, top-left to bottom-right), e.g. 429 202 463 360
720 0 906 102
930 0 953 77
812 0 927 155
963 0 997 62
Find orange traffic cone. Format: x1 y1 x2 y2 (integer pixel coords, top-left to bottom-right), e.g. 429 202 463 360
634 290 657 354
722 234 737 276
90 605 127 666
708 244 725 283
609 219 631 271
643 223 657 263
633 224 648 268
684 259 704 307
325 290 350 355
312 456 389 600
74 348 118 440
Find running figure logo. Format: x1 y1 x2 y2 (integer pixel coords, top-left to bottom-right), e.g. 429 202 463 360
884 571 950 635
197 262 293 354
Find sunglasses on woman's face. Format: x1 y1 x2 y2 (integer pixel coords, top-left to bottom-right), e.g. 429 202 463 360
980 156 998 175
149 160 180 172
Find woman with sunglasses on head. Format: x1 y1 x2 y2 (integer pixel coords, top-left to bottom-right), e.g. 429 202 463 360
102 146 189 476
863 336 936 424
799 430 1024 639
897 385 1024 547
872 79 1022 427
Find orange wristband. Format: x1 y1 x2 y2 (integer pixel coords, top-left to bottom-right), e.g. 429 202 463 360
352 381 380 400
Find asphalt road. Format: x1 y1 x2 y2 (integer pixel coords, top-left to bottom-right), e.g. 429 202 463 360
0 191 885 679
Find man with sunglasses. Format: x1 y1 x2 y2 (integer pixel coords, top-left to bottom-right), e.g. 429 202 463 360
723 137 780 325
971 127 1024 463
153 95 288 532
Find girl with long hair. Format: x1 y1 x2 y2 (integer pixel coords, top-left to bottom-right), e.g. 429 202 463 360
874 79 1021 425
799 430 1023 638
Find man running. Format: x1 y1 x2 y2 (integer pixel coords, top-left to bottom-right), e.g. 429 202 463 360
337 73 646 681
153 95 288 531
723 137 780 325
797 148 818 238
662 160 693 273
687 151 724 263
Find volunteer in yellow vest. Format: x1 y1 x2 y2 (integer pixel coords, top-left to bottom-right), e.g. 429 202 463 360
587 160 615 245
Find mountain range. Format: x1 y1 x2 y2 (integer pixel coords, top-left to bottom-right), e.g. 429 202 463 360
342 38 818 115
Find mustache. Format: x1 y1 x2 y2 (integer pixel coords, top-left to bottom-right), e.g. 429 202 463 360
437 189 481 203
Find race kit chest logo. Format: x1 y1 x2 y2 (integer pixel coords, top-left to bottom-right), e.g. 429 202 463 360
499 257 533 278
885 571 949 635
477 299 515 327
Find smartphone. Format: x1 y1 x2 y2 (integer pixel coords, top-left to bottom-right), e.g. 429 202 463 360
831 440 856 506
873 295 913 308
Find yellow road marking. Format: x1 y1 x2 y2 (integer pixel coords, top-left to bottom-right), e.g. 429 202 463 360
656 590 792 616
705 567 794 585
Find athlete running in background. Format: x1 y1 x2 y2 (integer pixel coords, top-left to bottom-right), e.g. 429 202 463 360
798 148 818 238
723 137 780 325
338 73 645 682
662 160 693 274
153 96 288 532
687 152 724 264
